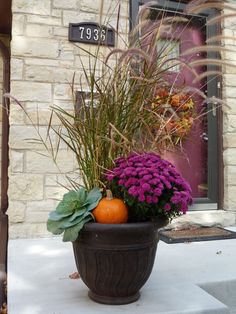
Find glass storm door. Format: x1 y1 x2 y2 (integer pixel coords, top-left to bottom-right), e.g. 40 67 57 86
130 0 221 209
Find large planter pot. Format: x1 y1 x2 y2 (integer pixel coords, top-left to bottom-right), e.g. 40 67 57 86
72 219 168 305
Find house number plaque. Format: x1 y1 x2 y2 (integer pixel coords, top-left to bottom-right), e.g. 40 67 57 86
69 22 115 46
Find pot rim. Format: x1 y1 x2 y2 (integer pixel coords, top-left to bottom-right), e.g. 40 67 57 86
83 218 169 232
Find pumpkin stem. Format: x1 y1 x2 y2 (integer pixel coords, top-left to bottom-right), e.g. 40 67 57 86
106 189 113 200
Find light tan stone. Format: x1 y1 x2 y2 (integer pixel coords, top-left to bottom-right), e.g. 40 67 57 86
52 9 62 18
224 166 236 185
12 0 51 15
9 223 51 239
9 105 25 125
222 98 236 114
10 150 24 172
224 186 236 211
8 201 26 223
27 15 62 26
25 58 59 67
45 186 68 200
11 81 51 102
53 0 77 9
25 150 75 174
63 11 97 26
53 27 68 37
12 14 25 36
25 211 50 223
80 0 128 17
25 65 76 83
224 86 236 99
223 114 236 133
9 125 57 150
25 104 61 126
11 58 24 80
8 174 44 201
54 83 73 100
26 24 53 38
170 210 236 228
11 37 59 59
27 200 56 212
224 74 236 87
224 148 236 165
223 134 236 148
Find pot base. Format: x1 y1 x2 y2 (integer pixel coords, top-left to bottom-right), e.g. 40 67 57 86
88 290 140 305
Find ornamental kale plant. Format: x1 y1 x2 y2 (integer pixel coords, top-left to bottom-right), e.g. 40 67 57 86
106 153 193 222
47 187 102 242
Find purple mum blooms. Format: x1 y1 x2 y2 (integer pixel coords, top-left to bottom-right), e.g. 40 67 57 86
105 152 193 220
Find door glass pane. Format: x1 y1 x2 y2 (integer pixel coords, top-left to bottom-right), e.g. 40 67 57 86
157 39 180 72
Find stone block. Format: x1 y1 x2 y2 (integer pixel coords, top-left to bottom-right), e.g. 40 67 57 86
224 186 236 211
25 211 50 223
224 86 236 99
222 98 236 114
8 174 44 201
63 11 97 26
80 0 128 17
223 114 236 133
223 148 236 165
9 223 50 239
9 105 25 125
11 37 59 59
8 201 26 223
27 15 62 26
53 27 68 37
54 83 73 100
11 81 51 102
10 150 24 173
45 186 68 200
224 166 236 185
27 200 56 212
224 74 236 87
26 24 53 38
25 65 76 83
12 0 51 15
25 57 59 67
223 134 236 148
52 9 62 18
53 0 77 9
25 103 61 126
45 175 58 186
25 150 75 174
12 14 25 36
11 58 24 80
9 125 57 150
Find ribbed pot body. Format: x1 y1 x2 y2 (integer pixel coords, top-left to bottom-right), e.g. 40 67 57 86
73 220 167 305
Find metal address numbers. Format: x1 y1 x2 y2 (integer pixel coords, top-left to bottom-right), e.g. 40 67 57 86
69 22 115 46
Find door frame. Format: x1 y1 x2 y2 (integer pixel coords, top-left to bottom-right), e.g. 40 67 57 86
0 39 10 214
129 0 223 210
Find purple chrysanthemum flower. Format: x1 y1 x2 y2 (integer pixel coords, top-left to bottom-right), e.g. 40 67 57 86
105 152 193 221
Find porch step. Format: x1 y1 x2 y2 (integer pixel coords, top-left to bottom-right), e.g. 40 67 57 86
8 237 236 314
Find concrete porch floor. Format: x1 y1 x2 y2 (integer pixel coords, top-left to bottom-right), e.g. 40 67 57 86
8 227 236 314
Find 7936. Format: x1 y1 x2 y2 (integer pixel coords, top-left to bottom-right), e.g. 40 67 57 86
79 26 106 42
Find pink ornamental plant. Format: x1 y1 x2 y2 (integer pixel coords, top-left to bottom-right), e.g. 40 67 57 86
105 152 193 222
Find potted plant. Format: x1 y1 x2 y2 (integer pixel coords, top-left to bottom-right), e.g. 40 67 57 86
70 152 192 304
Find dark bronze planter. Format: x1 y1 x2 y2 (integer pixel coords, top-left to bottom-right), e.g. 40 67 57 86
73 219 168 305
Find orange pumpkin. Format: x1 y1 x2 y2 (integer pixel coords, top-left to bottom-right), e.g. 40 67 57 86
93 190 128 224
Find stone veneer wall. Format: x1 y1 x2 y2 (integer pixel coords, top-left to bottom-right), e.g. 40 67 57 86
8 0 129 238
